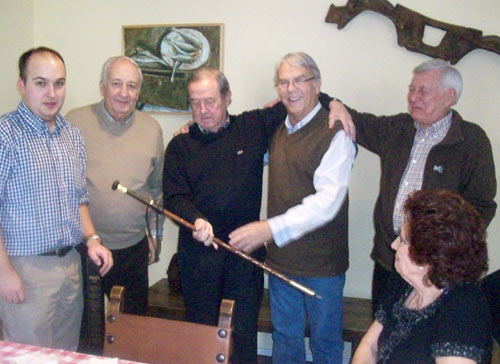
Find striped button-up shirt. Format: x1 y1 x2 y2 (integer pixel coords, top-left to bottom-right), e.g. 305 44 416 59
0 102 89 256
392 112 452 234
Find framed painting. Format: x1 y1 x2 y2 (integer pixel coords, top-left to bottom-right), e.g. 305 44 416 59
123 23 224 114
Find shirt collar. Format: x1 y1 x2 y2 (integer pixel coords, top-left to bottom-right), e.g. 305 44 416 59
197 114 231 134
414 111 453 140
18 101 65 135
100 100 134 125
285 102 321 134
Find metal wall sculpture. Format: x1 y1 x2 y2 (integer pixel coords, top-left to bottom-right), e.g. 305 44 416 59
325 0 500 64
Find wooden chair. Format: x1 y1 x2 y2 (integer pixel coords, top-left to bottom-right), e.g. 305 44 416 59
492 340 500 364
78 252 104 355
104 286 234 364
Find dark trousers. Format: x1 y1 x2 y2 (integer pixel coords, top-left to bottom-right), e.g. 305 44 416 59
178 246 264 364
102 236 149 315
371 262 403 317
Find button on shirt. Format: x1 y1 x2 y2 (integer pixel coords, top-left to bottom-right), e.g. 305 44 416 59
392 112 452 234
267 103 356 247
0 102 89 256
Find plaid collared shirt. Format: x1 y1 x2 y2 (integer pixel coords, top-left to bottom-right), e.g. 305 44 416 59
392 112 452 234
198 115 231 134
101 100 134 125
0 102 89 256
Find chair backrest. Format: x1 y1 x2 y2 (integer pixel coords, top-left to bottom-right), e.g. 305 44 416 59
78 253 105 355
103 286 234 364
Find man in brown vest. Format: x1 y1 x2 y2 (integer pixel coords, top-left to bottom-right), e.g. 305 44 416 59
230 52 356 364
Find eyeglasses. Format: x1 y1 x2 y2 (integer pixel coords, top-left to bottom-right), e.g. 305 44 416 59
277 75 315 90
189 98 217 109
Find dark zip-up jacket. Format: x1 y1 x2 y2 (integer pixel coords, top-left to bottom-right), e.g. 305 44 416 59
345 107 496 270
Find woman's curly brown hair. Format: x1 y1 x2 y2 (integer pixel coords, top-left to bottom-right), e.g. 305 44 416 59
404 189 488 289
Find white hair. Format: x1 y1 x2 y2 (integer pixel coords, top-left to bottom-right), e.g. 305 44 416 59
414 59 462 104
100 56 143 86
274 52 321 86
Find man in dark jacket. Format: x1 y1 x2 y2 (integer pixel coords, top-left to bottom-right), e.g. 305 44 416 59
328 58 497 314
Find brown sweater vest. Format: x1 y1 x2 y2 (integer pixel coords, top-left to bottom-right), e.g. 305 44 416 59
266 107 349 277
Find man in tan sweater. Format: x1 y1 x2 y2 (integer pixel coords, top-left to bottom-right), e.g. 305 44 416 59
66 56 164 314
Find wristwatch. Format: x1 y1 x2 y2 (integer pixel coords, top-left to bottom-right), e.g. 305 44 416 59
85 233 102 243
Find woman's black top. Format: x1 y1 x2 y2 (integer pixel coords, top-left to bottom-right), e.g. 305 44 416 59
375 276 492 364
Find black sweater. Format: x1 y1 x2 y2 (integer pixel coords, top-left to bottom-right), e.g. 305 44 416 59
163 104 286 251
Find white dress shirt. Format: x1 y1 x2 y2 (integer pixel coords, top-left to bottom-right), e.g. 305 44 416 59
267 102 356 247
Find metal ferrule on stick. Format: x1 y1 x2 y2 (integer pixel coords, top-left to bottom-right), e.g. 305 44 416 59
111 180 322 299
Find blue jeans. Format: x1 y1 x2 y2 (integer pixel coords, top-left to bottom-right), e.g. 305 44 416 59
269 274 345 364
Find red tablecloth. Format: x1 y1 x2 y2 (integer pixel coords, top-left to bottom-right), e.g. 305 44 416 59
0 340 142 363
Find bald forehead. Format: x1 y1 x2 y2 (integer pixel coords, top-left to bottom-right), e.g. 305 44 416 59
107 59 141 81
188 74 219 94
111 58 138 70
190 70 217 85
26 52 66 74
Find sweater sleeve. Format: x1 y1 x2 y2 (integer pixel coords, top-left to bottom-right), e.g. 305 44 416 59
162 138 205 225
318 92 410 156
459 124 497 227
146 126 166 235
432 284 492 364
237 101 287 140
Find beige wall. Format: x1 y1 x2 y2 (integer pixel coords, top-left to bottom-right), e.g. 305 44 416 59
0 0 34 111
1 0 499 299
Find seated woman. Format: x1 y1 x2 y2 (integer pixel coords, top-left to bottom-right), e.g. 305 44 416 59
353 189 492 364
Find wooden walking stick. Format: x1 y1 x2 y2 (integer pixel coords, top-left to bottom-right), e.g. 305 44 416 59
112 180 321 299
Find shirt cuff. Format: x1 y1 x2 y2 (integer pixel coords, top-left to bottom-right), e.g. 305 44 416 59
149 229 163 238
267 215 292 248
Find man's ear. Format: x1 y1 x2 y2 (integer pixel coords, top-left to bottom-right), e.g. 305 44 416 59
314 78 322 95
17 78 26 95
446 88 457 106
99 81 105 97
225 90 232 108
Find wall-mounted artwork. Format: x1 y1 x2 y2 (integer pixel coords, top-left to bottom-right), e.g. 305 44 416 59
123 23 224 114
325 0 500 65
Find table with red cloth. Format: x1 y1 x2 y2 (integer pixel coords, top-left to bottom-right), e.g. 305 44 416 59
0 340 142 364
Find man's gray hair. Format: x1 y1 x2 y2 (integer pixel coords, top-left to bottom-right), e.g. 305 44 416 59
274 52 321 86
413 59 462 104
100 56 143 86
187 67 231 98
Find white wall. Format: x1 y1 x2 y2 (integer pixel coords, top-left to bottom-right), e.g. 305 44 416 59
1 0 499 306
0 0 34 111
1 0 499 358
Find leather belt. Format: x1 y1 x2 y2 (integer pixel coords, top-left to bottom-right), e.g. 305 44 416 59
40 246 74 257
